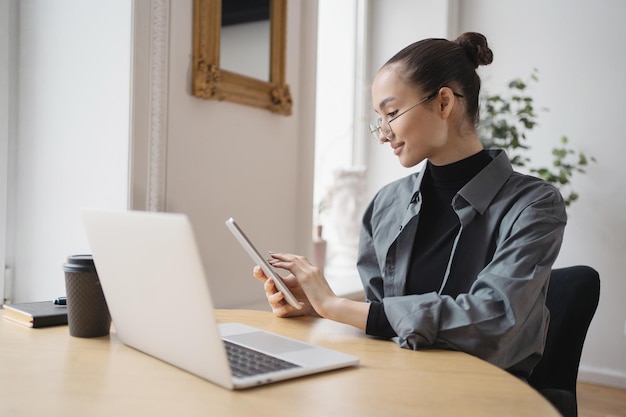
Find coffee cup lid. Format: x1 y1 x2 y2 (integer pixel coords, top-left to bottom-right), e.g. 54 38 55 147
63 254 96 272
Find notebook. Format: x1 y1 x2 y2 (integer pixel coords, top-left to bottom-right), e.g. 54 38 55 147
81 209 359 390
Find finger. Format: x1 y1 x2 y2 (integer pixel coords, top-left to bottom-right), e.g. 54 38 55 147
272 304 297 318
269 252 311 268
268 289 284 306
270 297 299 317
263 277 278 295
269 255 317 277
268 257 295 269
267 282 292 307
269 252 295 262
267 290 297 317
253 265 267 282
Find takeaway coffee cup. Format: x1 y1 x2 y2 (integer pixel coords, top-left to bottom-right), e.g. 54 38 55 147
63 254 111 337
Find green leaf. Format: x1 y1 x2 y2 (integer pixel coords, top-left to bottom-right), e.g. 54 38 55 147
479 69 596 208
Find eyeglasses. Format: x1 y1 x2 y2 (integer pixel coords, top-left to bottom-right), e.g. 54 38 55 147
369 90 464 143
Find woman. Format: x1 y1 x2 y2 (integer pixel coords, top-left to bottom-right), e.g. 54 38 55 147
254 32 566 378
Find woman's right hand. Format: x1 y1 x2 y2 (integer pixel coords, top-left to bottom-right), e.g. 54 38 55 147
252 266 318 318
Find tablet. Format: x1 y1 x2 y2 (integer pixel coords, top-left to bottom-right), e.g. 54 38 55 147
225 218 302 310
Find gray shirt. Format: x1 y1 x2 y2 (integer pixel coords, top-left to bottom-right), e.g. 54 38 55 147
357 150 567 375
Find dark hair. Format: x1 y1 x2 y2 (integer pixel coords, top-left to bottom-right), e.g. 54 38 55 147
384 32 493 128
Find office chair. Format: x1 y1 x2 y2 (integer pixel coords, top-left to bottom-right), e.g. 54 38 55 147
528 266 600 417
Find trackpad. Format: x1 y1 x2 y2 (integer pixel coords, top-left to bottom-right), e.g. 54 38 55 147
223 331 312 355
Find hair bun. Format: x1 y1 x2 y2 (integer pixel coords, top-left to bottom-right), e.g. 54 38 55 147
455 32 493 68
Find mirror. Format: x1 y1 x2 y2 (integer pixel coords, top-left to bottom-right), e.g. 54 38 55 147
220 1 270 80
192 0 292 115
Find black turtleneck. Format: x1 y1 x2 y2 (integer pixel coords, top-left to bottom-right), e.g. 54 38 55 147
406 150 492 295
366 149 493 339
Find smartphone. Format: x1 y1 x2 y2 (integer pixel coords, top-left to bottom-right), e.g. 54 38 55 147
225 218 302 310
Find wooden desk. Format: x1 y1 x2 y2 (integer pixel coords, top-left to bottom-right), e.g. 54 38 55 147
0 309 559 417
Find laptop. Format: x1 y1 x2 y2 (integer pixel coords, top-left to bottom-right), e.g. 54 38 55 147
81 209 359 390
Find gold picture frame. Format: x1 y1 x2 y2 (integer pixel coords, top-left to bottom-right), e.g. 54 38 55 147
192 0 292 115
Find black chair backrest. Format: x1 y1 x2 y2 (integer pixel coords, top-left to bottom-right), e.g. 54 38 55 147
529 266 600 394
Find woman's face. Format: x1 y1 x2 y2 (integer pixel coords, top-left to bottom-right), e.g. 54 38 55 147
371 64 449 168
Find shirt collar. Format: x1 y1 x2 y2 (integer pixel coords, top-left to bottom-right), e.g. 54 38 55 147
457 149 513 214
409 149 513 215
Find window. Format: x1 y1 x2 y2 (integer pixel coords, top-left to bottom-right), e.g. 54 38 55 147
313 0 369 297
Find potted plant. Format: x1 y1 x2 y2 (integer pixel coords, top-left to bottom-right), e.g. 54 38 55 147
478 69 595 206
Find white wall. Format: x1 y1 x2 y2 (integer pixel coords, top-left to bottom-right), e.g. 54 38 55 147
456 0 626 389
162 1 316 309
364 0 455 199
9 1 131 302
0 0 17 304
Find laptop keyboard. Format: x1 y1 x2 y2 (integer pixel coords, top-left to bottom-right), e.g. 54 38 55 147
224 340 301 378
